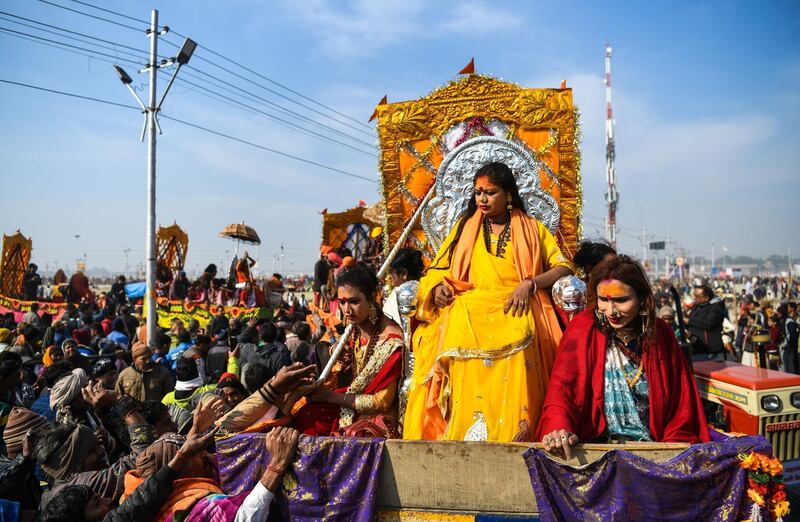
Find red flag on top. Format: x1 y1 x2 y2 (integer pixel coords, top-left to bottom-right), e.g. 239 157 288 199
358 199 367 207
458 58 475 75
320 208 328 215
368 95 388 123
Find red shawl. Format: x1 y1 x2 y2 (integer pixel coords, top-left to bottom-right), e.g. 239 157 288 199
291 334 404 436
535 310 711 443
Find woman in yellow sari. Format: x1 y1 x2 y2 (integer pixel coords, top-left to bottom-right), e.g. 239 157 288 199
403 162 572 442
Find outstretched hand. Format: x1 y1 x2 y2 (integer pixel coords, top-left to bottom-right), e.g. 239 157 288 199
266 426 300 472
191 397 228 435
179 425 221 457
259 427 300 491
271 363 316 395
82 382 119 410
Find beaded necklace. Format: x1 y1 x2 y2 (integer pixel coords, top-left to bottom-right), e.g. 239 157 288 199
482 215 511 257
349 325 378 375
611 333 644 389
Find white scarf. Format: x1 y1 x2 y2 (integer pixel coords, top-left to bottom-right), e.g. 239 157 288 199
175 376 204 391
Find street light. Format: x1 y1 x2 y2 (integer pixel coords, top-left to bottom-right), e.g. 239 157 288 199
113 10 196 347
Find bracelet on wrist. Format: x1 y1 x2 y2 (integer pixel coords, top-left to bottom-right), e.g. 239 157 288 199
175 450 190 461
267 464 286 475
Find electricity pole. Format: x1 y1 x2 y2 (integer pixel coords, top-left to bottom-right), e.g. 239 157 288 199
113 11 196 346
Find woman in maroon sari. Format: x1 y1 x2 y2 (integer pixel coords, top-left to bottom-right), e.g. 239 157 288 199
293 263 405 437
536 255 710 459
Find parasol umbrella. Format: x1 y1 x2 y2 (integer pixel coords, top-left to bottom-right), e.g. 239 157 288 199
219 222 260 285
219 222 261 246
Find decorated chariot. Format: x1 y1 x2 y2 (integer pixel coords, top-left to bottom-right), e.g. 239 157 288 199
293 70 794 520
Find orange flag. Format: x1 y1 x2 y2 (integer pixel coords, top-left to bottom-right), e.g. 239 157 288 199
560 79 567 89
458 58 475 75
368 95 388 122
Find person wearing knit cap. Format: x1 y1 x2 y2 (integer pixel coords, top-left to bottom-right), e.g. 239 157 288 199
90 358 118 391
3 407 50 459
115 341 174 403
217 373 246 409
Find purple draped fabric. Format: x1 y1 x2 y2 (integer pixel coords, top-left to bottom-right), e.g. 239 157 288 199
216 433 384 521
524 436 771 522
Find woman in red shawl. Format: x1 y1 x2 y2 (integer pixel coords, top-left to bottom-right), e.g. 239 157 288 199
292 263 404 437
537 255 710 459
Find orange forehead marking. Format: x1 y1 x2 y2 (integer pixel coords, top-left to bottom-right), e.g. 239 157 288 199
597 279 629 298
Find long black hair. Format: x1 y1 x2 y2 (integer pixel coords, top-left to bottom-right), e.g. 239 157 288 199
428 162 525 271
335 262 379 302
390 248 425 281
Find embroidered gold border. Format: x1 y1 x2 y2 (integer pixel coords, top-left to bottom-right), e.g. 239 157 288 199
339 337 403 427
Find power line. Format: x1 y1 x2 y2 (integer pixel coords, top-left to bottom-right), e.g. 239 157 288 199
68 0 149 26
167 72 375 157
38 0 145 32
0 77 375 183
0 14 147 62
50 0 372 134
183 64 376 148
0 25 144 66
187 52 375 138
0 10 167 59
0 78 138 109
0 18 373 155
160 114 375 183
39 0 373 141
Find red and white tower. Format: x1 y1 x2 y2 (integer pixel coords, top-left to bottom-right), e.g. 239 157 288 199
604 43 618 249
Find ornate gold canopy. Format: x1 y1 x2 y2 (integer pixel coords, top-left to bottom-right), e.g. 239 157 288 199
157 223 189 272
0 231 32 298
375 74 581 259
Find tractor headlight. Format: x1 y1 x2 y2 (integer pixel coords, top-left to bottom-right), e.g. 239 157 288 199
791 392 800 409
761 395 782 412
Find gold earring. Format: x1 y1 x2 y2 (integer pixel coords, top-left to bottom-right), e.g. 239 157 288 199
594 308 610 329
369 304 379 326
640 311 650 336
507 195 513 210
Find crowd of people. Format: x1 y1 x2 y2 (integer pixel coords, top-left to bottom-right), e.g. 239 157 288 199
650 276 800 374
0 161 795 520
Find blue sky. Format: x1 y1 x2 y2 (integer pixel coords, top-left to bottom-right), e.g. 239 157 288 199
1 0 798 275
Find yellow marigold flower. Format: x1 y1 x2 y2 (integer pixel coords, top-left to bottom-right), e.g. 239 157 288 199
766 458 783 477
740 453 759 470
772 500 790 517
747 488 765 506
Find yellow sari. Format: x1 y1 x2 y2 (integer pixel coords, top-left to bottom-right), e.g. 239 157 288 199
403 210 570 441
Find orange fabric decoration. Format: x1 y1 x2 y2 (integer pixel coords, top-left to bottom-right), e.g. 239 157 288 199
121 470 223 521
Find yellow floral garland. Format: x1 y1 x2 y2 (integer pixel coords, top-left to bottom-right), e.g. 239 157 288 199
738 451 790 521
